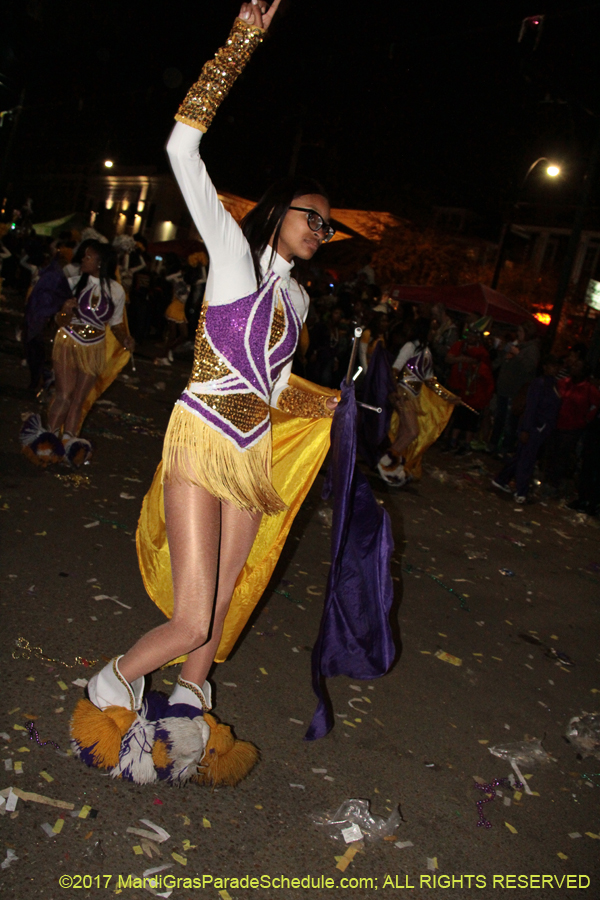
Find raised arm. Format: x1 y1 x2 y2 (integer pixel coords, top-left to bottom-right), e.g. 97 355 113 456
174 2 281 135
166 124 251 285
167 2 281 297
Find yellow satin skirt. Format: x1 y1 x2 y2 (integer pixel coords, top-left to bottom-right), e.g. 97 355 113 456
136 375 336 663
391 383 454 479
76 317 132 432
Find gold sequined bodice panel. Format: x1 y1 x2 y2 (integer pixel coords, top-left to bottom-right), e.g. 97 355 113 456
188 305 231 384
192 391 268 435
188 302 286 434
268 304 285 350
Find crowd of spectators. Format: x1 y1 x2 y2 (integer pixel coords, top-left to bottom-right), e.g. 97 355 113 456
299 270 600 514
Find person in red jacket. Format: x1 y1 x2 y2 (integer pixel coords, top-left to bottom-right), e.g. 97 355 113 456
545 346 600 491
445 318 495 454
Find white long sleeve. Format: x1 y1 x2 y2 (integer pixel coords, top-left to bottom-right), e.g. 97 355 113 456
393 341 417 371
166 122 256 305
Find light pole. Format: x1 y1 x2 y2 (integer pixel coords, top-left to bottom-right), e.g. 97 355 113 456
490 157 561 291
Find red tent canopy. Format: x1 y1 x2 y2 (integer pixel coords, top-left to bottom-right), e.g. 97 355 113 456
389 283 538 327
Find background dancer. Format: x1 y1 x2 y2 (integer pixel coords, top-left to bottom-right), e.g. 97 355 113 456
49 241 133 463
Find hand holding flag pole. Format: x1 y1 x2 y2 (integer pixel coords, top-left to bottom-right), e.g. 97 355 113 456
345 329 381 413
345 326 363 385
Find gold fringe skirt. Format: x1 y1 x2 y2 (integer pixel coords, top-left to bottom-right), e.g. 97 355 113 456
53 329 106 377
162 403 286 516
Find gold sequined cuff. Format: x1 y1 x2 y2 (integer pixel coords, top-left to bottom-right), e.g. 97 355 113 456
175 19 265 133
277 387 334 419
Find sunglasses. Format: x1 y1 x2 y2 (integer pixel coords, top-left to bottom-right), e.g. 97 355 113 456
289 206 336 243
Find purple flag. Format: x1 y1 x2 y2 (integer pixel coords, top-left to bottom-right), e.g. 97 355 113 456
357 340 396 468
24 259 72 341
305 379 396 741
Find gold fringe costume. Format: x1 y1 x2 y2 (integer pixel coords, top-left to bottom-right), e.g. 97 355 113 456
142 18 338 655
71 15 338 792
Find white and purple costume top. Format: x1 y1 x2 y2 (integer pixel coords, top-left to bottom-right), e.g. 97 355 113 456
166 122 309 452
64 275 125 345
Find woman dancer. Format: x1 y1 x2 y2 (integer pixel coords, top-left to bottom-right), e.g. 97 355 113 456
48 242 134 464
20 241 134 466
73 0 337 786
378 318 435 486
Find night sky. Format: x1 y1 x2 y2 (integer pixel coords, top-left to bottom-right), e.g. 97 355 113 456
2 0 600 231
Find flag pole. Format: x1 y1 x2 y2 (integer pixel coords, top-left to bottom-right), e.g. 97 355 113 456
345 326 363 385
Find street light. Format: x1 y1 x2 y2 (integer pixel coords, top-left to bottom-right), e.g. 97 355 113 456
104 159 114 168
490 156 562 290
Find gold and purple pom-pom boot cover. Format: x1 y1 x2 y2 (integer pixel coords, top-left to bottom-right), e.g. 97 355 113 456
70 662 259 786
19 413 65 468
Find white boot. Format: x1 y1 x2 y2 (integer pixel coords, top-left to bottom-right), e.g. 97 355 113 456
87 656 144 711
169 676 212 712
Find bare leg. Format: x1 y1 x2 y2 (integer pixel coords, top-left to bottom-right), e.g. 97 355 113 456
64 369 96 435
47 354 78 433
118 479 222 683
180 500 261 686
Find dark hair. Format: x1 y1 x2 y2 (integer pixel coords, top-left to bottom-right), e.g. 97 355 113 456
73 238 100 265
241 176 328 288
73 241 116 298
371 311 389 338
133 232 148 249
410 316 431 347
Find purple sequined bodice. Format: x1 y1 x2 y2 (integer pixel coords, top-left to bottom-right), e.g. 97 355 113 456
177 273 302 450
64 283 115 345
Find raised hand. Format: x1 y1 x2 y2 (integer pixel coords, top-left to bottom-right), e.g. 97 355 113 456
238 0 282 30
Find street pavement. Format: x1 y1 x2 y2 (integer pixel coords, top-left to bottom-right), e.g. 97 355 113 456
1 315 599 900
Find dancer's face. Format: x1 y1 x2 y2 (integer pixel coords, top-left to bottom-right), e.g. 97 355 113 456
81 248 101 276
275 194 331 262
